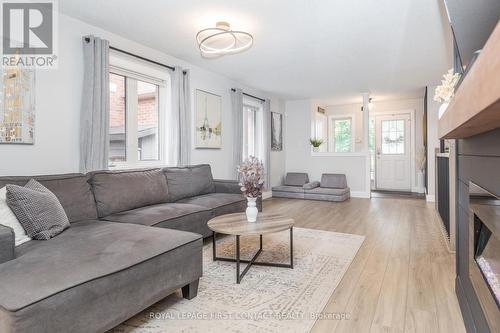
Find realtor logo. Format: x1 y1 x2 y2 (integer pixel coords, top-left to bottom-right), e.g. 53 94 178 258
1 0 58 68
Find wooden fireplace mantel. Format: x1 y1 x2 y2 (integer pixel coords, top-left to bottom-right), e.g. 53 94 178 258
439 22 500 139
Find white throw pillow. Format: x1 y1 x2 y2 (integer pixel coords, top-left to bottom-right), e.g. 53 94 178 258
0 186 31 246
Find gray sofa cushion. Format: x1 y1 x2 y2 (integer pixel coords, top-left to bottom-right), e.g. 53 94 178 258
163 164 215 202
0 173 97 222
272 185 305 193
103 203 213 237
284 173 309 186
90 169 169 217
0 220 201 312
177 193 246 217
6 180 70 240
320 174 348 189
303 181 320 190
304 187 350 195
2 221 202 333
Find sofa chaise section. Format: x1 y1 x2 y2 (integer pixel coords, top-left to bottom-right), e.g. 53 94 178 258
0 172 204 333
0 220 202 333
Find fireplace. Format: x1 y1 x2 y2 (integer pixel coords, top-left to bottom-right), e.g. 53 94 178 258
469 182 500 331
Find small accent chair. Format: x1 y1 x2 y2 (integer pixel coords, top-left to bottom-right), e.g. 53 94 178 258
272 172 311 199
303 173 350 202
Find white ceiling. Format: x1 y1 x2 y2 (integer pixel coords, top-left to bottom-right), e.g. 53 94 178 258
60 0 452 103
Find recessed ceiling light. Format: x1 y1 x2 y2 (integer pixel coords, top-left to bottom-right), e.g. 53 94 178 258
196 21 253 58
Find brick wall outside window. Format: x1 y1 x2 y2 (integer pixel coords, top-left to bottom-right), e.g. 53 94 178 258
110 74 158 129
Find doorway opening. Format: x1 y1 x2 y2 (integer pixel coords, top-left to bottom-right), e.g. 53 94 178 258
369 111 414 193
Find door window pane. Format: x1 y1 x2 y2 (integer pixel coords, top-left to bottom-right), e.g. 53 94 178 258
381 119 405 154
334 118 352 152
109 73 126 163
136 81 159 161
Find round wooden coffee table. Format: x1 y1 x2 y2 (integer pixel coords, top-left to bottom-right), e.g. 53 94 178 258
208 212 295 284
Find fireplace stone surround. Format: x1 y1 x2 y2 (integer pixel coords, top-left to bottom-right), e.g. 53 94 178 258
456 127 500 333
468 182 500 331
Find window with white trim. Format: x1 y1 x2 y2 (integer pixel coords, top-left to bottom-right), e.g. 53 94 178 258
242 98 264 160
328 116 354 153
108 52 170 168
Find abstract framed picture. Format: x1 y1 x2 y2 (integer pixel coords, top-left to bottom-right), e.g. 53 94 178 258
195 89 222 149
271 112 283 151
0 66 35 144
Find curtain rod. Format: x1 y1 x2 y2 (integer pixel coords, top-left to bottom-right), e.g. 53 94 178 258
84 37 185 73
231 88 265 102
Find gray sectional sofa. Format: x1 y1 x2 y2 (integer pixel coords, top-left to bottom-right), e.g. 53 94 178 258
0 164 249 333
272 172 350 202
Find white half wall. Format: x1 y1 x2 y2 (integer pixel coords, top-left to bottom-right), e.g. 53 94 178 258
285 100 370 197
0 14 285 186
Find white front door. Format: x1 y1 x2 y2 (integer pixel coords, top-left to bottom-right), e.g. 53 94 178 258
375 114 411 191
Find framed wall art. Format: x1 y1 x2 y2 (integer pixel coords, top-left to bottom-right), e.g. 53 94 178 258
195 89 222 149
0 66 35 144
271 112 283 151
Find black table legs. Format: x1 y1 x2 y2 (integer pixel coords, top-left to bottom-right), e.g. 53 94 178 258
212 228 294 284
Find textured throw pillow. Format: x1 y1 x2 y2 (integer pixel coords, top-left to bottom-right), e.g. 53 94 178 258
6 179 70 240
0 187 31 246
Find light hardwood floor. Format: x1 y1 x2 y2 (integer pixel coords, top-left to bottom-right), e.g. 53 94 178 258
263 196 466 333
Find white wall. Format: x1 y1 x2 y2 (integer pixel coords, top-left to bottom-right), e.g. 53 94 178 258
0 14 285 186
426 85 441 202
285 100 370 197
324 97 425 192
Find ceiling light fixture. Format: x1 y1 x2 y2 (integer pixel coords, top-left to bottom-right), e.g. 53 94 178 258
196 21 253 58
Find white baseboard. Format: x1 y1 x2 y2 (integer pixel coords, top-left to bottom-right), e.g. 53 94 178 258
262 191 272 200
426 194 435 202
351 191 371 198
412 186 426 194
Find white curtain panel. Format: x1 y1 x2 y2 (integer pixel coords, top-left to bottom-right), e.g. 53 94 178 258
168 67 181 166
179 70 191 166
263 99 271 189
80 35 110 173
231 88 244 179
170 66 191 166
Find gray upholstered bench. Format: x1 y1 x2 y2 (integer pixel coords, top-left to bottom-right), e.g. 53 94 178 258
272 173 350 202
304 174 350 202
272 172 310 199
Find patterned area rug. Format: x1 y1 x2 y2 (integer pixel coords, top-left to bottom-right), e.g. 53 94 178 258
112 227 364 333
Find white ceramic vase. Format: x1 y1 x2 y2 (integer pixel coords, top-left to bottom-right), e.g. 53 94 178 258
313 146 320 152
246 197 258 222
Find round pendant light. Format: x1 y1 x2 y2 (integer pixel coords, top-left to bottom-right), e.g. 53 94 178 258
196 22 253 58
